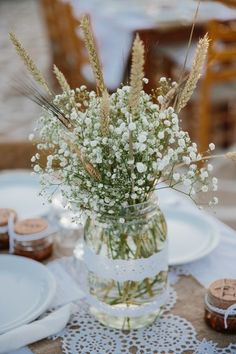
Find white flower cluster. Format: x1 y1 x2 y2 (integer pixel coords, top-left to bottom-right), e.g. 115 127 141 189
31 83 218 216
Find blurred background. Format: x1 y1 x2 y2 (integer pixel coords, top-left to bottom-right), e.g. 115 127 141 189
0 0 236 228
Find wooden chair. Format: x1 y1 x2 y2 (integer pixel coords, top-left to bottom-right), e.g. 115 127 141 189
198 20 236 151
214 0 236 7
40 0 93 89
136 24 205 93
40 0 62 71
0 141 36 170
0 140 55 170
136 20 236 150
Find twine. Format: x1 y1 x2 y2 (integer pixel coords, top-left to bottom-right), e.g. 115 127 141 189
205 294 236 329
0 225 8 234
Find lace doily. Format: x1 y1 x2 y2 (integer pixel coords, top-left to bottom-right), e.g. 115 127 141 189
54 302 236 354
49 257 236 354
195 339 236 354
55 301 199 354
168 265 191 285
162 286 176 313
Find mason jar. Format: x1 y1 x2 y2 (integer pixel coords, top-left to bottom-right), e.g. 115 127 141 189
81 195 168 330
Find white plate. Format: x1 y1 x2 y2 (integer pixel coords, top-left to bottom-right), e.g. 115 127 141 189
165 208 220 266
0 255 56 334
0 170 49 218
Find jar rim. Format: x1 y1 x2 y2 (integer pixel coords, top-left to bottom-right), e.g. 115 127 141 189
91 194 160 222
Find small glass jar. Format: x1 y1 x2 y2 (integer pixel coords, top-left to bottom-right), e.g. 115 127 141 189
205 279 236 333
13 218 54 261
55 211 84 257
0 208 17 250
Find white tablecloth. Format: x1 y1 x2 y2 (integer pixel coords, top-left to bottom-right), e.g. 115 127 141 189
7 186 236 353
69 0 236 90
158 187 236 287
8 349 32 354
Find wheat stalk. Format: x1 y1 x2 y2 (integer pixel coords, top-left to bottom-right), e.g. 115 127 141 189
160 75 189 110
100 90 110 136
129 34 145 115
176 34 209 113
69 143 101 181
53 65 70 93
80 15 105 93
84 161 102 181
9 32 52 95
174 0 201 105
128 34 145 197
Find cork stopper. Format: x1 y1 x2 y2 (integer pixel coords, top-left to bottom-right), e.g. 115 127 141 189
14 218 48 235
0 208 17 227
207 279 236 310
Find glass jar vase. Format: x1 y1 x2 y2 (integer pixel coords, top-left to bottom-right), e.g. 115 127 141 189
82 196 168 330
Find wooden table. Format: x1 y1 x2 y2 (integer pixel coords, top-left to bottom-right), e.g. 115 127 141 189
27 275 236 353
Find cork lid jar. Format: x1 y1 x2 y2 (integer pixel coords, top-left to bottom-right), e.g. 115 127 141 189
205 279 236 333
13 218 54 261
0 208 17 249
14 218 48 235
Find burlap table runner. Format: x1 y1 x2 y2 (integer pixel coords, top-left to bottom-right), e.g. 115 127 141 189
28 275 236 354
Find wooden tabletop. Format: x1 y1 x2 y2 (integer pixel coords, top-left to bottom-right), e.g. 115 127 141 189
28 275 236 354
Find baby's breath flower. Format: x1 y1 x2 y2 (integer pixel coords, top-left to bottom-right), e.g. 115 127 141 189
212 177 218 185
33 164 41 172
160 77 167 82
119 218 125 224
207 164 213 172
213 197 218 205
158 131 164 139
157 95 164 104
201 185 208 192
209 143 215 151
138 132 147 143
128 122 136 131
173 173 180 182
30 82 217 216
183 156 191 165
136 162 147 173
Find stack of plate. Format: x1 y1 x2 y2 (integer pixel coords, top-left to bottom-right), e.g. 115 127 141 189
0 255 56 334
